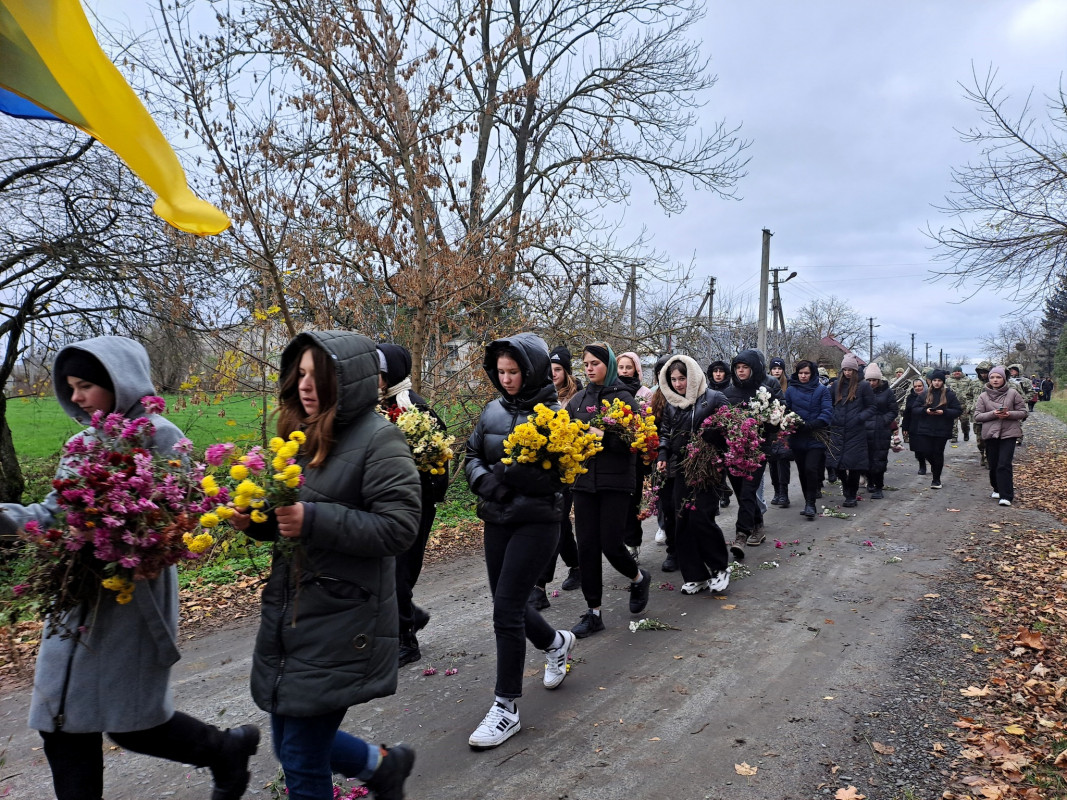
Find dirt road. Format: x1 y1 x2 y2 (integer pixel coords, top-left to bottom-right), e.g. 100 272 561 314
0 440 1021 799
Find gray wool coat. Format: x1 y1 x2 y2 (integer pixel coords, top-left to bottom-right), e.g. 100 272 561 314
246 331 421 717
0 337 185 733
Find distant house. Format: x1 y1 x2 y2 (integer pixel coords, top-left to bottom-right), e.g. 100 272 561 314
816 335 864 375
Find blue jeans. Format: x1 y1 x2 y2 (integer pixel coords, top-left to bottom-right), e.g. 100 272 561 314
271 710 377 800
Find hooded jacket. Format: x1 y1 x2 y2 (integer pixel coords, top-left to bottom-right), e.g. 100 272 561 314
565 344 638 494
465 333 564 524
656 355 728 476
0 337 186 734
722 350 784 406
248 331 421 717
706 359 731 392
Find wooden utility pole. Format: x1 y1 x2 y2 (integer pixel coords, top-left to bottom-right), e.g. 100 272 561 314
758 229 772 354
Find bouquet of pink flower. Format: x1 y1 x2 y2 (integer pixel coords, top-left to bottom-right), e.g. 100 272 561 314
13 396 213 628
683 405 767 488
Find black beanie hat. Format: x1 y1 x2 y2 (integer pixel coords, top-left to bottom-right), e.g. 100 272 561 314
549 346 573 374
376 343 412 388
61 350 113 392
929 369 947 382
769 357 786 371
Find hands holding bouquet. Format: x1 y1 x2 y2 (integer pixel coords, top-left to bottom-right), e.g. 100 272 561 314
500 403 602 487
586 398 658 462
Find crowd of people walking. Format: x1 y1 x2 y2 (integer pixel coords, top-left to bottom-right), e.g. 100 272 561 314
2 329 1043 799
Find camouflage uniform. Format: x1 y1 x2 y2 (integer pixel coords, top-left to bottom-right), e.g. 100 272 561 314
1007 364 1033 396
974 361 992 466
947 368 979 442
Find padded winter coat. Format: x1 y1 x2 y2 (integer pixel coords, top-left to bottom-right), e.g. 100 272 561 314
827 377 875 471
784 377 833 451
247 331 421 718
465 333 564 525
865 380 898 474
566 379 638 494
973 385 1027 439
910 386 962 440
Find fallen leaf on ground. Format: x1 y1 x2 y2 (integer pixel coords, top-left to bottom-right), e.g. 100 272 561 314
923 593 941 599
960 685 993 697
872 741 895 754
1014 628 1046 650
1003 724 1025 735
835 787 865 800
734 762 757 776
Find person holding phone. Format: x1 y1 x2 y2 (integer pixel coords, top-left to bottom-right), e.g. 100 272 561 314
973 366 1027 506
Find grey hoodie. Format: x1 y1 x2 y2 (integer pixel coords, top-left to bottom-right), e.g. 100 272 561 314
1 336 185 733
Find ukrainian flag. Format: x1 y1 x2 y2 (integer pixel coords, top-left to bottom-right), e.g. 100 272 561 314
0 0 230 235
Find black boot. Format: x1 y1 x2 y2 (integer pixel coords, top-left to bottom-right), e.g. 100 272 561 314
719 494 731 508
778 494 790 509
364 743 416 800
528 585 551 610
661 552 678 572
411 605 431 633
561 567 581 591
770 491 782 506
398 631 421 667
211 726 261 800
802 501 816 519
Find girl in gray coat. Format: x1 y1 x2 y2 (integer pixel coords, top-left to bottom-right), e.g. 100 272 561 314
0 337 259 800
233 331 421 800
973 366 1028 506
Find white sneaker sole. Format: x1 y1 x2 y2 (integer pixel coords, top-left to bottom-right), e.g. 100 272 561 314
680 581 710 595
469 720 521 750
543 631 576 689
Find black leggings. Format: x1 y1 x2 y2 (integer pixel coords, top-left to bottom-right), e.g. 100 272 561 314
671 479 727 582
573 490 638 608
793 446 825 502
926 439 948 482
40 711 225 800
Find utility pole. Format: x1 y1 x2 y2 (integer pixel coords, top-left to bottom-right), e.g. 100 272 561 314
769 268 797 337
939 348 944 368
630 261 637 346
925 342 930 365
757 228 772 355
694 276 717 364
868 317 880 363
910 333 915 364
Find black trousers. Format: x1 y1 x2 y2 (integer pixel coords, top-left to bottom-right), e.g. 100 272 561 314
40 711 225 800
573 490 638 608
483 519 559 698
926 438 948 482
768 458 791 497
658 475 677 556
671 479 727 583
623 462 651 547
538 488 578 586
840 469 861 500
793 446 825 503
396 481 437 632
727 463 766 534
985 437 1017 501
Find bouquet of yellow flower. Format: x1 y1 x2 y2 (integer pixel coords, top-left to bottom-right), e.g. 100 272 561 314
197 431 305 531
500 404 602 485
377 405 455 475
585 397 657 461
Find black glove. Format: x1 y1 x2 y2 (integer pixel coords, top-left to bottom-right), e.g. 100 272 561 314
600 432 631 454
807 419 828 432
502 463 561 496
700 427 726 449
793 419 806 432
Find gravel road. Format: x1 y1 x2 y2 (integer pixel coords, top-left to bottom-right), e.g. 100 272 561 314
4 413 1064 800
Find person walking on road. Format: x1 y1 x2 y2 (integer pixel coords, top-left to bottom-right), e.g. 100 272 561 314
617 351 654 562
565 343 652 638
827 354 874 508
863 363 898 500
464 334 578 750
973 366 1027 507
909 369 962 490
785 360 833 519
902 378 929 475
0 337 261 800
233 331 420 800
766 357 793 509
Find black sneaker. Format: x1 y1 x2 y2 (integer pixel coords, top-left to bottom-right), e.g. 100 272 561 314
571 610 605 638
719 495 731 508
528 585 551 611
869 489 884 499
661 553 678 572
842 498 857 508
211 725 260 800
398 632 421 667
917 466 927 475
802 503 816 519
778 496 790 509
411 605 431 633
560 567 581 591
364 743 415 800
629 568 651 614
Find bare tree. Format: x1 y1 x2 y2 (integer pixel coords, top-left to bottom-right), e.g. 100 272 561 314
979 318 1044 371
928 67 1067 306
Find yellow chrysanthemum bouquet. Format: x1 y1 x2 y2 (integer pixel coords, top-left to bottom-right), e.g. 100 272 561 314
377 405 455 475
195 431 305 538
500 404 603 485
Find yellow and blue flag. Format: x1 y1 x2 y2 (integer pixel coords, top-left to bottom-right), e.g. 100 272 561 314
0 0 230 235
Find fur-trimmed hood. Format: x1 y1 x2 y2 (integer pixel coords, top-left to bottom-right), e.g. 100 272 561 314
659 354 708 409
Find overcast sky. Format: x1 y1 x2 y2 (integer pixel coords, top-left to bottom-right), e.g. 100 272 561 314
622 0 1067 364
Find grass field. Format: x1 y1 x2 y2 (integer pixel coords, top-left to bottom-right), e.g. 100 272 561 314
1040 395 1067 426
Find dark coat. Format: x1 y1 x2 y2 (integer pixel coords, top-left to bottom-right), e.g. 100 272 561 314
722 350 786 453
902 390 926 452
910 386 962 441
248 331 422 718
865 380 898 473
706 359 731 393
827 377 875 470
784 376 833 451
465 333 564 525
657 387 729 477
566 379 637 494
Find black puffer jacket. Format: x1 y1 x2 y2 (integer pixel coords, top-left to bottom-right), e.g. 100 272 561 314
865 380 898 473
248 331 421 718
827 376 874 470
657 355 729 477
465 333 564 525
721 349 784 406
911 386 962 439
566 380 637 494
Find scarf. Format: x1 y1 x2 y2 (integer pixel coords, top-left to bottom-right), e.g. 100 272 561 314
382 377 414 410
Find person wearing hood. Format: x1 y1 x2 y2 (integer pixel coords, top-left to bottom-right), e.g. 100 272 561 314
705 359 733 508
565 343 652 638
616 351 653 561
827 354 876 507
721 349 783 554
655 355 731 594
863 363 898 500
464 333 577 750
649 353 679 560
0 337 260 800
973 366 1027 506
909 368 962 489
784 360 833 519
766 357 793 508
902 377 930 475
233 331 420 800
973 361 992 467
376 343 448 668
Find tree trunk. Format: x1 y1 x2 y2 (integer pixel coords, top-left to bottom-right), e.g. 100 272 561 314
0 393 25 504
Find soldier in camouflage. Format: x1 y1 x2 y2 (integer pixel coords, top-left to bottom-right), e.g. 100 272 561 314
974 361 992 467
947 366 979 443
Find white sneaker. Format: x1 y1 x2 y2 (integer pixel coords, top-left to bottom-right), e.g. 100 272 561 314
655 528 667 545
708 569 730 593
543 630 576 689
468 702 520 750
991 492 1000 499
999 498 1012 506
680 580 710 595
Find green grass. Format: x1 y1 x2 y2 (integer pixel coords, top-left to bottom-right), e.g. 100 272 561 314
1040 396 1067 428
